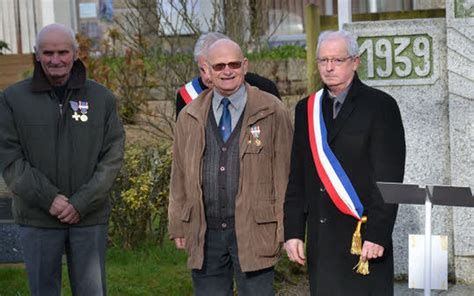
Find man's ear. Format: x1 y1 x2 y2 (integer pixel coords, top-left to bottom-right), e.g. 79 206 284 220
242 58 249 75
352 55 360 71
73 48 79 61
34 47 40 61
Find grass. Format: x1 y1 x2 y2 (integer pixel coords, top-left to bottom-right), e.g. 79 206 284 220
0 239 305 296
0 239 192 296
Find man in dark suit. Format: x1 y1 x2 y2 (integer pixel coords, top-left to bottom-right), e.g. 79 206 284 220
176 32 280 117
283 30 405 295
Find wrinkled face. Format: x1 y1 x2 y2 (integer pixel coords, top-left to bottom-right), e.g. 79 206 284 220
317 38 359 94
207 41 248 97
197 55 212 88
35 30 77 85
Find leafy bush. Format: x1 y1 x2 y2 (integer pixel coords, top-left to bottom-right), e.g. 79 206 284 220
247 45 307 60
109 143 172 249
0 40 10 54
77 31 158 125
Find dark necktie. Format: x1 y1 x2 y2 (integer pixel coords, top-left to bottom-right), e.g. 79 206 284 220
333 99 341 119
219 97 232 142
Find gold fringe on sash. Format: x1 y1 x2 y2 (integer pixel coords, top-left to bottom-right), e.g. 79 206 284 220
353 257 370 275
350 216 368 275
350 216 367 255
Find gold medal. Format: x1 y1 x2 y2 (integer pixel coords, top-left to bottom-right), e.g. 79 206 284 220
80 114 88 122
255 139 261 146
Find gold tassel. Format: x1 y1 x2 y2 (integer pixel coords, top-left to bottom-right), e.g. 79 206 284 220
353 256 370 275
350 216 367 255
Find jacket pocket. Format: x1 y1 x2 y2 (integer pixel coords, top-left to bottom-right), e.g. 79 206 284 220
252 202 280 257
244 141 263 154
180 203 194 253
180 203 192 223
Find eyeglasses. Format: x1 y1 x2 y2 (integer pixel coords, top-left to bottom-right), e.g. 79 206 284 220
316 56 353 66
210 61 242 71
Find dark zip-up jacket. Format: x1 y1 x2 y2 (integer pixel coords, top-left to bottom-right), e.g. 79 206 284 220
0 59 125 228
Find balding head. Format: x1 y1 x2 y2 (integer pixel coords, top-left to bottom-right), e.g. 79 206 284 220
206 39 248 97
35 23 78 53
34 23 79 86
207 39 244 62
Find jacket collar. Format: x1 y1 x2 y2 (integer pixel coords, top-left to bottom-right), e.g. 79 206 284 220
31 58 87 93
325 72 363 143
185 83 275 127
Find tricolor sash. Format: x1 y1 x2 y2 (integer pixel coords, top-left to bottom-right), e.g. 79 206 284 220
179 77 204 104
307 89 364 220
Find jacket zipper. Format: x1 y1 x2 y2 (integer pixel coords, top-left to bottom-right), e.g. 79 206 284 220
52 90 73 190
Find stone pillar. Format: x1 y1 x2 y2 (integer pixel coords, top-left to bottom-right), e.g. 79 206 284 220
446 0 474 284
346 19 453 279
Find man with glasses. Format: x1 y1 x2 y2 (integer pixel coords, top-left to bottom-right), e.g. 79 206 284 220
284 30 405 295
169 38 292 295
175 32 280 117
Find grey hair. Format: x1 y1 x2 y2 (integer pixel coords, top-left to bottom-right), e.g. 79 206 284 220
35 23 79 53
316 30 359 57
193 32 230 62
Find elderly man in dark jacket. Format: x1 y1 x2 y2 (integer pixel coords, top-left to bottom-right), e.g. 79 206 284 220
0 23 124 296
284 30 406 295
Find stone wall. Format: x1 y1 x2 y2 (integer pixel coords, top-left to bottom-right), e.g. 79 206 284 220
446 0 474 284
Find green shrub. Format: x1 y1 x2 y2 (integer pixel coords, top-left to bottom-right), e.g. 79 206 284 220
109 143 172 249
0 40 10 54
247 45 307 60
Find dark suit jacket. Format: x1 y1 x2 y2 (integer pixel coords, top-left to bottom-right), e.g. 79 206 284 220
284 74 405 296
175 73 281 117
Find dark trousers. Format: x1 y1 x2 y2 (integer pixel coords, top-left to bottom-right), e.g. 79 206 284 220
192 228 275 296
18 224 108 296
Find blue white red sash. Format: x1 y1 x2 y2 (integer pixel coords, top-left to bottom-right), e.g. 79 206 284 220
307 89 364 220
179 77 204 104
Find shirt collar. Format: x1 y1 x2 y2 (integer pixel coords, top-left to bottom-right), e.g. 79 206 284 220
213 84 247 111
327 82 352 105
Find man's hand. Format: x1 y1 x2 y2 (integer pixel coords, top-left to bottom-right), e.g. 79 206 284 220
174 238 186 249
57 204 80 224
361 240 384 261
49 194 69 216
284 238 306 265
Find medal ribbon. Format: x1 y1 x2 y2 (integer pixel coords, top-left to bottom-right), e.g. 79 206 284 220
179 77 204 104
78 101 89 114
69 101 79 112
307 89 364 220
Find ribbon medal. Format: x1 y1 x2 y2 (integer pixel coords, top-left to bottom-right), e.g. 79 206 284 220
250 125 261 146
69 101 80 121
78 101 89 122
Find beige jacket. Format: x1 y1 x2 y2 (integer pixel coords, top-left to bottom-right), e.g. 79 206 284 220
168 84 293 272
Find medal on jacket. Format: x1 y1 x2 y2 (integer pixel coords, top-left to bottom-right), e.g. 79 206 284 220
78 101 89 122
250 125 261 146
69 101 80 121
